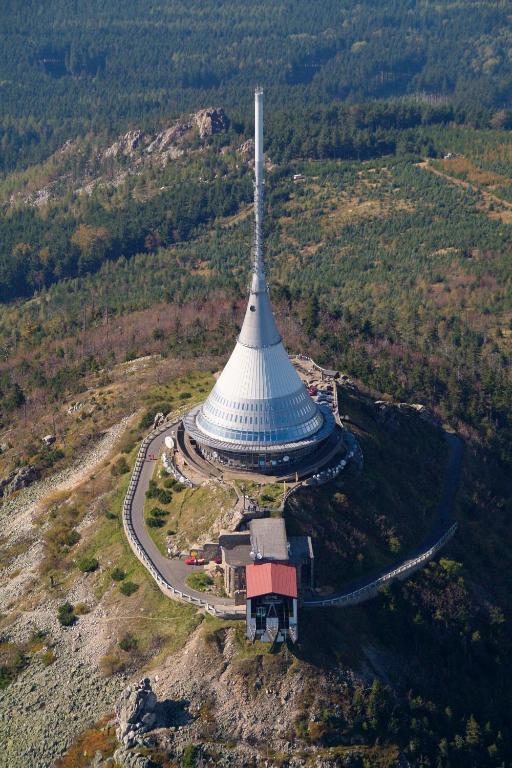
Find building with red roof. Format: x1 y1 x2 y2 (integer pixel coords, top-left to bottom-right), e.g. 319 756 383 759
246 562 299 643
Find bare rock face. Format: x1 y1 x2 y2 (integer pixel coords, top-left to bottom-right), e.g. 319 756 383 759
116 678 157 749
113 747 158 768
374 400 441 431
238 138 254 157
193 107 230 138
146 123 190 155
407 403 441 427
0 465 38 498
104 130 144 159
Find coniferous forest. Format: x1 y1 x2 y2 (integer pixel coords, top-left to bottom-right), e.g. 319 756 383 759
1 3 512 767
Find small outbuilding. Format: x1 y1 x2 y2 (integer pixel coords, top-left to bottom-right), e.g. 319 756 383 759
246 562 298 643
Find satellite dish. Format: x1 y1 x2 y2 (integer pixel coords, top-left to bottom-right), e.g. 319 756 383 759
257 553 263 560
283 455 290 462
250 551 256 559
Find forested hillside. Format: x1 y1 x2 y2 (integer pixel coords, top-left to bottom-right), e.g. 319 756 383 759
1 3 512 767
2 0 512 172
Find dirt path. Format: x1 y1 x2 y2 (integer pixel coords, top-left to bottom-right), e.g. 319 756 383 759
0 414 135 544
418 160 512 221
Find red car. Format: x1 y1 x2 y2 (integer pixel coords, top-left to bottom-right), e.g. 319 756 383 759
184 556 206 566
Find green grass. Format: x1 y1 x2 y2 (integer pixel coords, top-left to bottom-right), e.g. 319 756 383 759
235 480 286 510
186 571 214 591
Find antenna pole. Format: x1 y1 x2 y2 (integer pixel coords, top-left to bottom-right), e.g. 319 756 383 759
252 88 265 292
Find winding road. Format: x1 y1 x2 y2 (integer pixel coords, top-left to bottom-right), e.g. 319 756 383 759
123 414 463 617
124 418 242 612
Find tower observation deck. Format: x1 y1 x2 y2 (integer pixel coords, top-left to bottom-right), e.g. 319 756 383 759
183 89 336 473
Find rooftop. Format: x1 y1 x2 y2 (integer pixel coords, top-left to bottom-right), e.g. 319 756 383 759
249 518 289 562
246 562 298 599
219 531 252 567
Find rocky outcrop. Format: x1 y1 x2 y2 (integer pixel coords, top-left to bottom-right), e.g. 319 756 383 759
104 130 144 159
113 747 158 768
238 138 254 157
193 107 230 138
0 465 38 498
116 678 158 748
103 106 230 166
374 401 441 431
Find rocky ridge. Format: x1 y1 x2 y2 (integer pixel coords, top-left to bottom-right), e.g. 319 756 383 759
10 107 230 208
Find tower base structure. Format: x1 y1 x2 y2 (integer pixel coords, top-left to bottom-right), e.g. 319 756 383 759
184 404 336 475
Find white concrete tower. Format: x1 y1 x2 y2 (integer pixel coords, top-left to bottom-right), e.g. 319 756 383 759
184 89 335 472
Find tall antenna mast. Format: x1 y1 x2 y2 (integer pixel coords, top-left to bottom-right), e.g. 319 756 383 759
252 88 265 293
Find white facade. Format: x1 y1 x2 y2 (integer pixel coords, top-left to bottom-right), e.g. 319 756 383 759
184 89 335 465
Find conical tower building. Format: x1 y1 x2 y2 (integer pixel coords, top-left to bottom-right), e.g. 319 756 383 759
184 89 335 473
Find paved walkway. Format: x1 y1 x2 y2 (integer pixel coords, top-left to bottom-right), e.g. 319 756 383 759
124 416 462 615
128 422 239 609
302 431 463 606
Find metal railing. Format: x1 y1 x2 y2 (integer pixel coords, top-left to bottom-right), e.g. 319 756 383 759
303 522 458 608
121 408 242 619
122 405 458 617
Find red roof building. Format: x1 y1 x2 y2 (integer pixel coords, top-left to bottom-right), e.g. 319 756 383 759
246 562 298 599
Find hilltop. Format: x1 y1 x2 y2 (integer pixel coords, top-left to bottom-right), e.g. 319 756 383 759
0 358 511 767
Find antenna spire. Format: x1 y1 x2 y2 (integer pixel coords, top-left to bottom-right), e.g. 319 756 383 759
252 88 265 293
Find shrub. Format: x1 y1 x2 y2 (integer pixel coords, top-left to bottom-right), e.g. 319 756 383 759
179 392 192 400
157 489 172 504
74 603 90 615
58 602 76 626
182 744 197 768
111 567 126 581
100 652 126 677
164 477 177 488
118 633 138 652
145 479 159 499
41 649 56 666
150 506 168 517
105 510 117 520
147 517 165 528
62 529 80 547
119 581 139 596
78 556 99 573
139 402 172 430
186 572 214 591
111 456 129 476
0 642 27 689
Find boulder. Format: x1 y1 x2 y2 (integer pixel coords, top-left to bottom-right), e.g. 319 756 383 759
193 107 230 138
113 747 158 768
116 678 158 745
0 465 38 498
42 434 56 447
